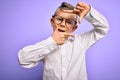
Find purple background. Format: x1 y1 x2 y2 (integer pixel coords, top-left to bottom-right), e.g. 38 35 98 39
0 0 120 80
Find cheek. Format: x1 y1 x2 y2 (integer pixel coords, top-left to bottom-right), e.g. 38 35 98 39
66 27 73 32
52 23 57 29
51 20 57 29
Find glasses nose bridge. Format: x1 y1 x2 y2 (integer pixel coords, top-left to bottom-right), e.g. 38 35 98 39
60 18 67 26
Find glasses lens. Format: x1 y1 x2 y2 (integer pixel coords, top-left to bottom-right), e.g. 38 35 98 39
53 15 76 27
66 19 76 27
54 16 63 24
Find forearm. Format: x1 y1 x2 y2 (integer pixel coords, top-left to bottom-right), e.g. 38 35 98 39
84 6 109 39
18 37 57 68
77 6 109 48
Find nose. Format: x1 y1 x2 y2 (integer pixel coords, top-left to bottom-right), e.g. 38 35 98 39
60 19 66 27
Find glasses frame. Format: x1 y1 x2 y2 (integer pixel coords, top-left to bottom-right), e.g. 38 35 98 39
52 15 77 27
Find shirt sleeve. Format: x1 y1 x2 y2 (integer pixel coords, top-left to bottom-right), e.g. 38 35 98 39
18 37 57 68
78 6 109 48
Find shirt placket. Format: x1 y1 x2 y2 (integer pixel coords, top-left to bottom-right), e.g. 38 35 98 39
61 44 67 80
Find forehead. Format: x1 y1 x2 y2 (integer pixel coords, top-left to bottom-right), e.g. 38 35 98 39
55 9 76 20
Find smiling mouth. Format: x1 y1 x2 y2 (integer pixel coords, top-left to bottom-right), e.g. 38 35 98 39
58 29 65 32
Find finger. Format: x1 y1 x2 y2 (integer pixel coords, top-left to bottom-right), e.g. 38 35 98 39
63 33 74 37
76 6 84 10
78 16 83 24
78 10 87 23
61 37 66 40
77 2 84 7
73 8 83 23
73 8 81 14
62 9 74 13
78 13 85 23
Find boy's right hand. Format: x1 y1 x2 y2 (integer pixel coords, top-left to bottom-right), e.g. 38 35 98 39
52 28 74 45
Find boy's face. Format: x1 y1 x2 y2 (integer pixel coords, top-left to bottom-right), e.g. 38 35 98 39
50 9 78 33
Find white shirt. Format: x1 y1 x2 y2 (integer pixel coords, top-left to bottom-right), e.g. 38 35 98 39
18 7 109 80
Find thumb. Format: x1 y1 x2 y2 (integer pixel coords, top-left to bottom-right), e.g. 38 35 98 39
78 16 83 24
78 10 88 23
78 12 85 23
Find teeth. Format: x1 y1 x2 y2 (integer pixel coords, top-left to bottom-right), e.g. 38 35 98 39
58 29 65 32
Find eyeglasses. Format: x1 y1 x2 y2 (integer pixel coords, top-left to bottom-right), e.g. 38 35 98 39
52 15 77 27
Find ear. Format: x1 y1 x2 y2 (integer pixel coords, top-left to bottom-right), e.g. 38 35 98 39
50 17 54 27
50 17 56 31
71 25 78 32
